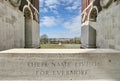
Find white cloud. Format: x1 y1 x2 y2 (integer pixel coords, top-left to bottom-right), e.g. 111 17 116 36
45 0 59 6
63 14 81 34
48 31 80 38
40 0 82 38
52 10 59 14
40 8 48 13
60 0 74 5
40 0 81 14
45 0 59 9
65 0 80 10
40 16 58 27
47 13 81 38
40 14 81 38
40 0 44 8
40 0 59 14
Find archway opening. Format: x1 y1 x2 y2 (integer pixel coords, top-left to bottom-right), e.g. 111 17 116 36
40 0 81 49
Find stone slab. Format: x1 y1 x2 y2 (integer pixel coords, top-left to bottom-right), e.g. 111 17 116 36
0 49 120 80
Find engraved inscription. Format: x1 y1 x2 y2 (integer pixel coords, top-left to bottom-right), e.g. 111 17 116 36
27 60 99 68
27 59 99 76
0 51 120 80
35 70 89 76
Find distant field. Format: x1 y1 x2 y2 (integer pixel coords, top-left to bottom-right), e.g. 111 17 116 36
40 44 80 49
63 44 80 48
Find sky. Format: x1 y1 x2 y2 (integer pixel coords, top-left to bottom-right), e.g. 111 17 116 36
40 0 81 38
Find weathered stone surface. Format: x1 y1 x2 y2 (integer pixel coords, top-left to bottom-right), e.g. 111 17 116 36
0 1 24 51
0 1 40 50
96 4 120 49
0 49 120 80
81 0 120 50
23 6 40 48
81 24 96 48
32 20 40 48
100 0 113 8
9 0 21 7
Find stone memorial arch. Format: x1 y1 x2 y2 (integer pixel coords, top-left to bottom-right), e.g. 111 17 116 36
81 0 120 49
1 0 120 81
0 0 40 51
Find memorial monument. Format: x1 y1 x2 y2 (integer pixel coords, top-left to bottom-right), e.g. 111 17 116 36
0 0 120 81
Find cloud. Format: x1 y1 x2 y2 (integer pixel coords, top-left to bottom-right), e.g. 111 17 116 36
52 10 59 14
48 31 80 38
46 13 81 38
65 0 81 10
40 0 81 14
63 14 81 33
40 16 58 27
40 8 48 13
40 0 82 38
44 0 59 9
60 0 74 5
40 0 59 14
40 0 44 8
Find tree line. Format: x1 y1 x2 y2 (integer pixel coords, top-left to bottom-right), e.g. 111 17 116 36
40 34 81 44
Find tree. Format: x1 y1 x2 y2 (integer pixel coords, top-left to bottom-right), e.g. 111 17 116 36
40 34 48 44
74 37 81 44
69 37 81 44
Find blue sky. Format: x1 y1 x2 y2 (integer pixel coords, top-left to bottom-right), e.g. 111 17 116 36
40 0 81 38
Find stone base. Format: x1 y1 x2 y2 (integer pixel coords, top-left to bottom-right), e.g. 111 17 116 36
0 49 120 80
81 24 96 48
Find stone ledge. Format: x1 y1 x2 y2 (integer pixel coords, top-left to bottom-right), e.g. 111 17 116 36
0 49 120 54
0 49 120 80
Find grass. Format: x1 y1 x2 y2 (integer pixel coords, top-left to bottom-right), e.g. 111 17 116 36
40 44 80 49
40 44 65 49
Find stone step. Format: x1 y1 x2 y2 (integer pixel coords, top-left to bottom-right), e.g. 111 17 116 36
0 49 120 81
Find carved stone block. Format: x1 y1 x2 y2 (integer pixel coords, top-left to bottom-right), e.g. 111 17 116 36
0 49 120 80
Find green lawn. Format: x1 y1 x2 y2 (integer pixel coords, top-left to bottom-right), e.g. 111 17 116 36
40 44 65 48
40 44 80 49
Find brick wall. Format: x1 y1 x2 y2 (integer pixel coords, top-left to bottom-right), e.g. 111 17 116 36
82 0 89 11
